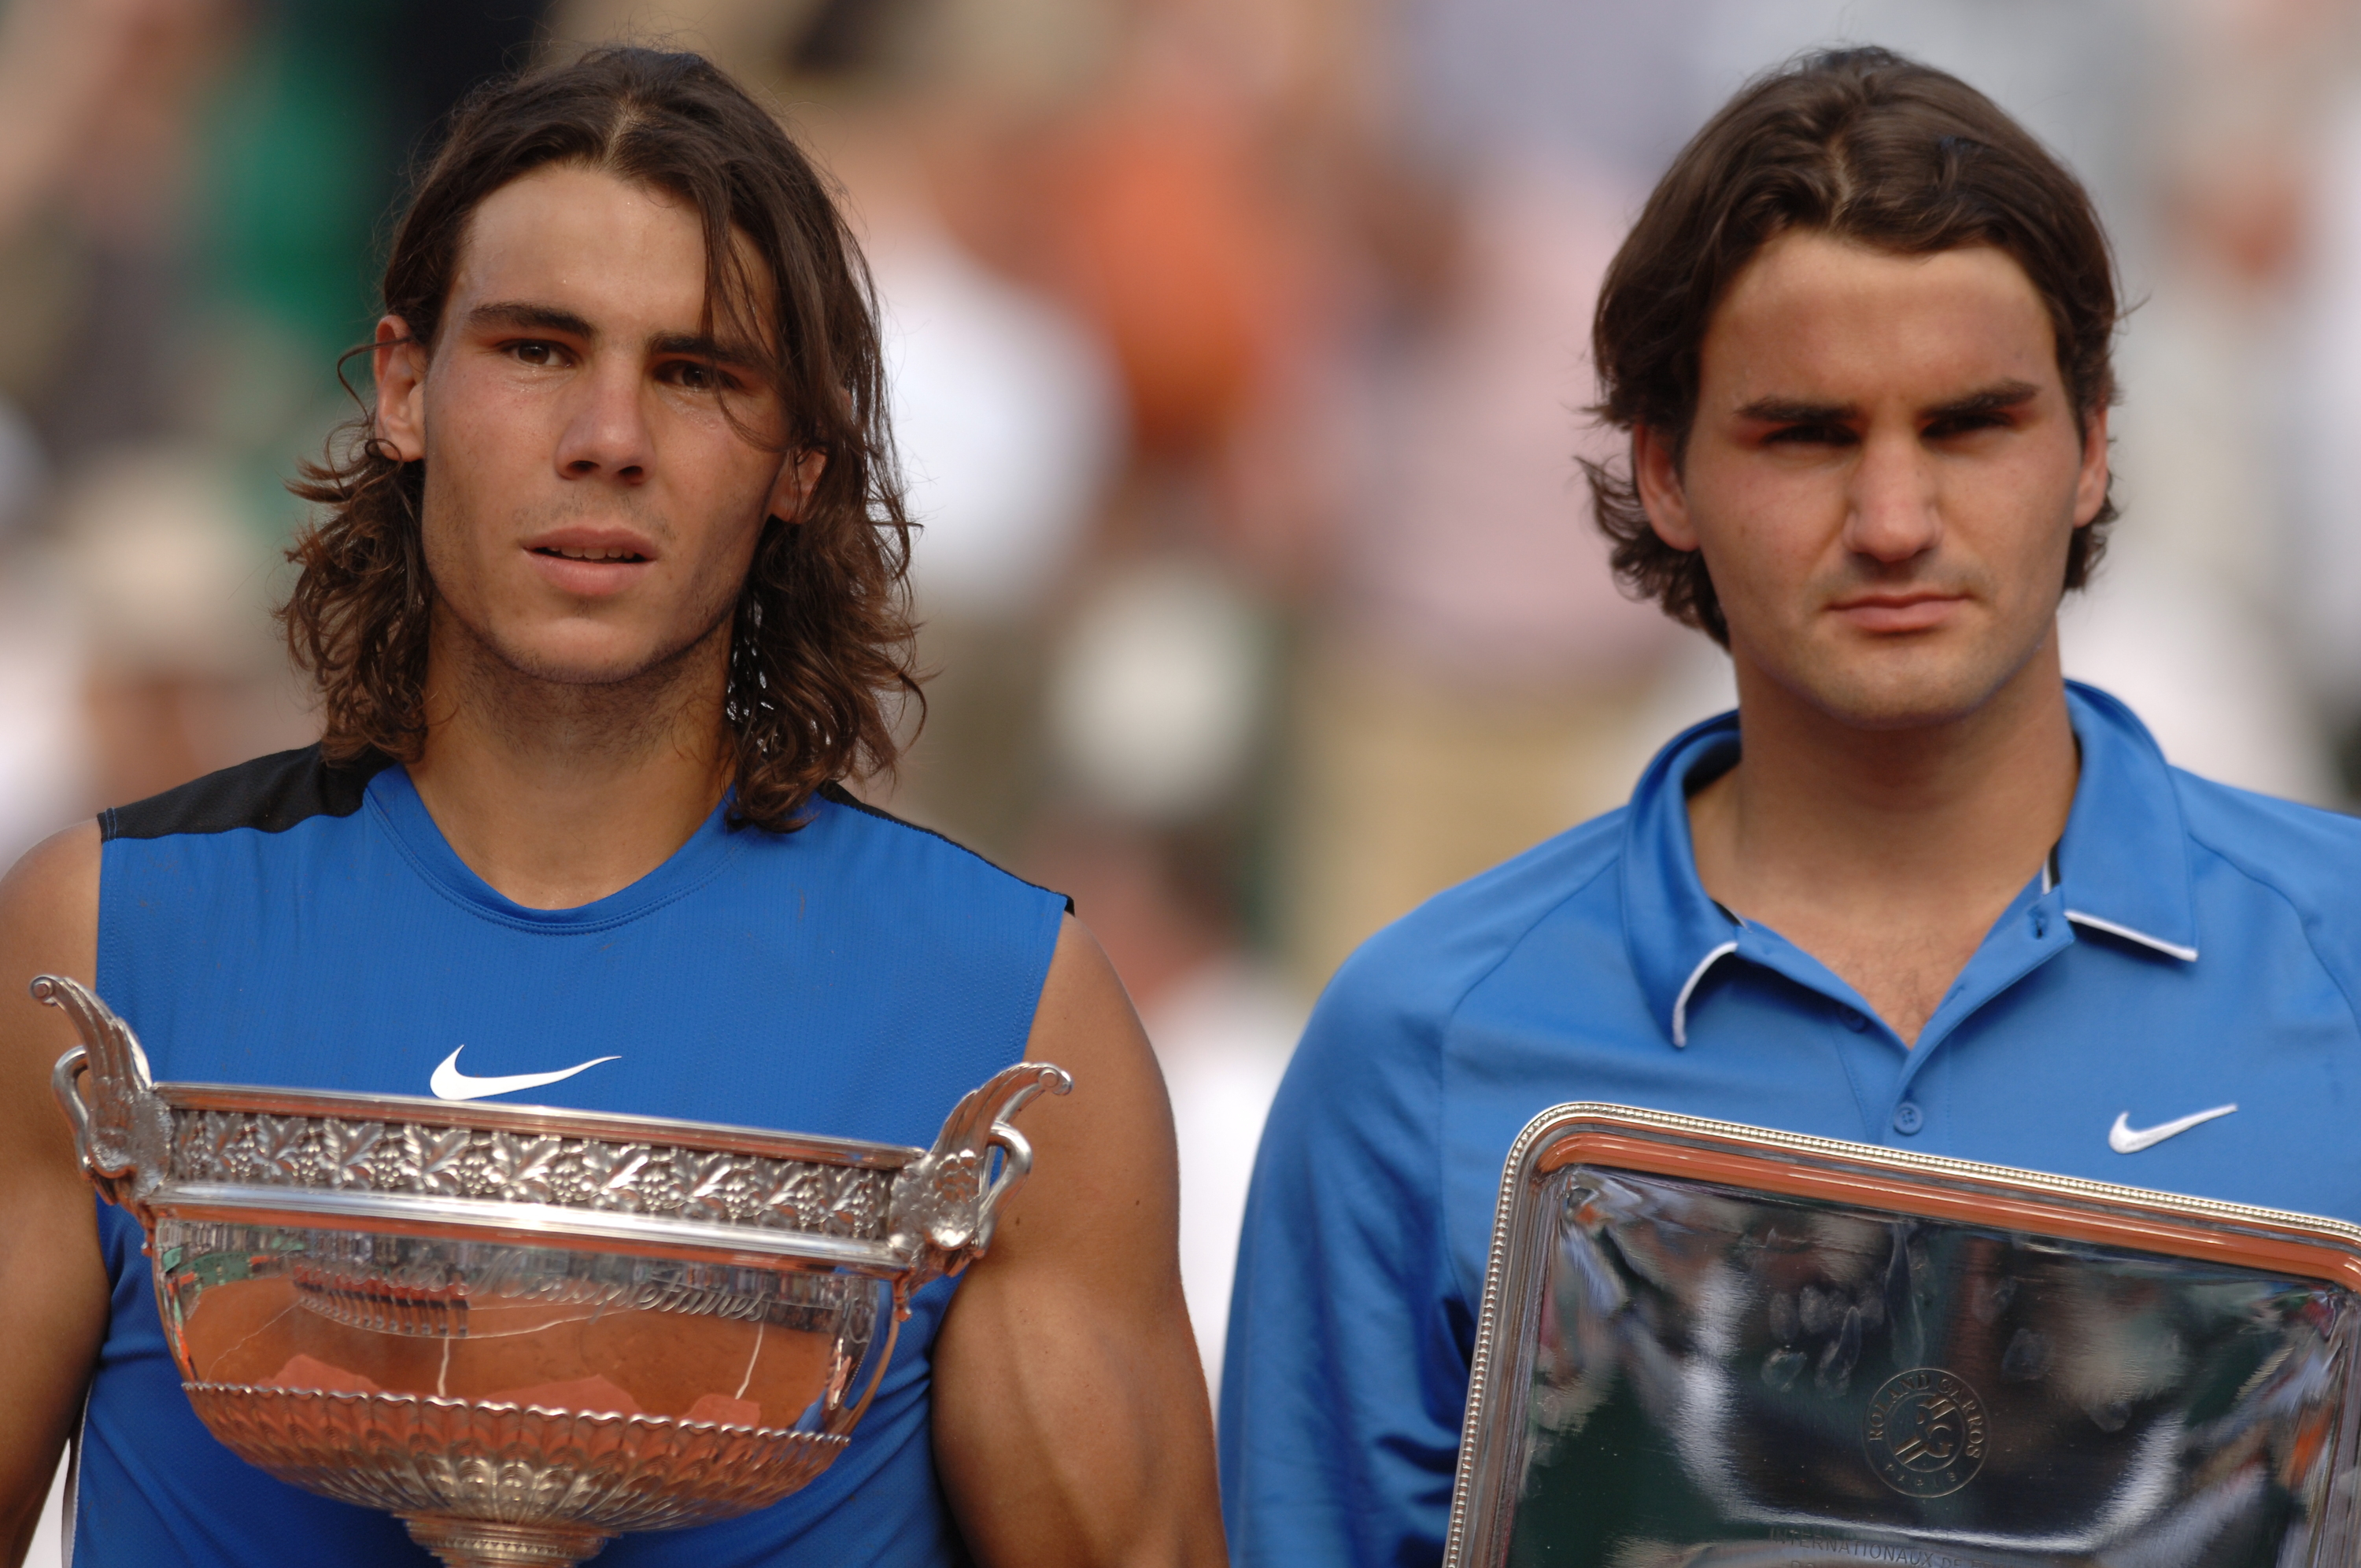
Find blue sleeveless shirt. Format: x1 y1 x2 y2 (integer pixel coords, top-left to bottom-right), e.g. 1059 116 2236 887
76 747 1067 1566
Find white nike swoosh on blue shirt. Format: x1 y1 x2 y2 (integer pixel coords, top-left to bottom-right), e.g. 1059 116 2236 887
430 1046 619 1102
2108 1103 2237 1154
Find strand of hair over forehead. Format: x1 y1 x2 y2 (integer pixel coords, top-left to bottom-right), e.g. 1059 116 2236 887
530 50 878 453
1670 52 2112 375
1729 57 2019 247
401 51 880 421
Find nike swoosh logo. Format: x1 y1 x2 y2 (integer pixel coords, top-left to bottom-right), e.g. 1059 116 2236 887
430 1046 619 1102
2108 1103 2237 1153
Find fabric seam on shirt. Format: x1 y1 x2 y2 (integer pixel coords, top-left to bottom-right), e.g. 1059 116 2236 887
100 745 394 842
364 790 748 936
1824 1000 1893 1141
2181 823 2361 1042
1435 851 1623 1309
1436 850 1624 1046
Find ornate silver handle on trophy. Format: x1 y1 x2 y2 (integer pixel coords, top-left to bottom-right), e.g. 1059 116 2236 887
974 1116 1038 1249
34 975 169 1214
886 1061 1072 1308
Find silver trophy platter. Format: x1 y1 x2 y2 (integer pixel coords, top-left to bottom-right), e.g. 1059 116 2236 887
36 974 1070 1568
1446 1102 2361 1568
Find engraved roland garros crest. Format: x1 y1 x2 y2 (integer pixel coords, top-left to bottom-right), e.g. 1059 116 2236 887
1864 1368 1989 1498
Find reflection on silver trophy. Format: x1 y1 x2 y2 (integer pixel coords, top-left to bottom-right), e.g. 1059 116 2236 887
1446 1105 2361 1568
36 974 1070 1568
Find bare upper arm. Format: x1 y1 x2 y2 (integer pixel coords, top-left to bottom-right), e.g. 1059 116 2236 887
0 822 106 1565
932 913 1225 1567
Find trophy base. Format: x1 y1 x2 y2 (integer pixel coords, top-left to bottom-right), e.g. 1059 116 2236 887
402 1515 612 1568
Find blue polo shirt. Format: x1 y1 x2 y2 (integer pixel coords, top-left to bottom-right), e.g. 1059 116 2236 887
1220 681 2361 1567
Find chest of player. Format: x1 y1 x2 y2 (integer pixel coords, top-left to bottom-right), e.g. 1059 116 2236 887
1437 885 2361 1310
93 770 1064 1155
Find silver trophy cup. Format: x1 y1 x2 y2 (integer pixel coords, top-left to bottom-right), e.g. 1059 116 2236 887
1446 1103 2361 1568
36 974 1069 1568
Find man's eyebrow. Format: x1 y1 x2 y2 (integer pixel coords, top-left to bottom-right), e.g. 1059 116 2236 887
1731 380 2045 426
1923 379 2041 419
467 301 597 338
649 330 767 368
1734 397 1859 425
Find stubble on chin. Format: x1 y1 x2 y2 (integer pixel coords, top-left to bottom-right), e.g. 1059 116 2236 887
1783 652 2001 732
1749 555 2027 727
1762 612 2060 734
428 586 741 762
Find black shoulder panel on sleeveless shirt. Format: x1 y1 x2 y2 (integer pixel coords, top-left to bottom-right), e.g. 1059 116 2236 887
816 780 1077 916
102 746 397 842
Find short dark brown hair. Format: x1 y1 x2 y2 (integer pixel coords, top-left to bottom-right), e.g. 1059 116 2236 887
1585 46 2121 645
285 46 917 829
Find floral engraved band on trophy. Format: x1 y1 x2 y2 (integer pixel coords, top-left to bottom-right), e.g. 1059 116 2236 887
36 973 1069 1568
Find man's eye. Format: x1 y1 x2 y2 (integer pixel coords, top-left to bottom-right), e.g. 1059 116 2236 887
1927 413 2007 439
1765 423 1851 446
668 361 731 392
508 341 561 367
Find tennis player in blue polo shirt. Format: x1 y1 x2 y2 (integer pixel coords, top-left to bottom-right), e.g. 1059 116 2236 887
1222 46 2361 1567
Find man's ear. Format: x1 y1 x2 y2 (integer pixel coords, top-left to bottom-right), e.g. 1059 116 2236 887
1632 423 1700 551
373 315 428 463
2072 404 2111 529
767 448 828 522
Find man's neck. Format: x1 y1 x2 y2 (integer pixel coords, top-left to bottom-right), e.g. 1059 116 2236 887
405 616 734 911
1685 639 2078 1045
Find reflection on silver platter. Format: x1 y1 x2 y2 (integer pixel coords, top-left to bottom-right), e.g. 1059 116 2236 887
37 974 1070 1568
1444 1103 2361 1568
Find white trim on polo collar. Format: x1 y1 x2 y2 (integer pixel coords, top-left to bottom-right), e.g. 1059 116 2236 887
1669 940 1739 1047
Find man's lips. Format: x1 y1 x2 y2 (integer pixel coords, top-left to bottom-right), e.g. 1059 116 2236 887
520 528 657 597
1826 592 1967 633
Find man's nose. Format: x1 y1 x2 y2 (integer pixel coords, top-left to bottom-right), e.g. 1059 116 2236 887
1842 430 1942 563
554 359 652 482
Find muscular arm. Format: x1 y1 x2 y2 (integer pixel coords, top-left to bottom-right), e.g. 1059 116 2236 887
933 915 1226 1567
0 825 105 1567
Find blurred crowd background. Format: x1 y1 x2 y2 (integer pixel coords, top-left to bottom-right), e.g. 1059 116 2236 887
8 0 2361 1500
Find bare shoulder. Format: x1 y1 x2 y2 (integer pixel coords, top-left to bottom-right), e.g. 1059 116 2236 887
2 821 101 1054
987 913 1177 1260
2 818 102 1168
0 825 108 1544
1027 913 1162 1100
1 819 101 924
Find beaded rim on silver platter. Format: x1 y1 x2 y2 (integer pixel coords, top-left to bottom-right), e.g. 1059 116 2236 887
35 973 1071 1568
1443 1101 2361 1568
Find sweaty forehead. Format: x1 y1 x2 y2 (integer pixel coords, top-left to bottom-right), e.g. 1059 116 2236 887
1702 231 2060 405
444 163 770 347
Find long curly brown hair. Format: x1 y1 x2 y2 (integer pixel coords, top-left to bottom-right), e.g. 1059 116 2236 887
1586 48 2122 647
283 46 918 831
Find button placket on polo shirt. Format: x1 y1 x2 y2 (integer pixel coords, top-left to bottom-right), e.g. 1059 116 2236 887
1882 880 2075 1147
1726 876 2075 1148
1717 922 1916 1141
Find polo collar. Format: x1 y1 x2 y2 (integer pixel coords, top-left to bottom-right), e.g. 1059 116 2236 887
1620 710 1746 1046
1620 681 2198 1048
2050 681 2200 961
